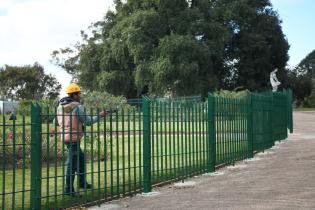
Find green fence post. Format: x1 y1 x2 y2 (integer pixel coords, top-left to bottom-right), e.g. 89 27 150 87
283 89 288 139
247 93 254 158
207 93 216 172
30 103 42 210
143 97 151 193
287 89 293 133
269 92 275 147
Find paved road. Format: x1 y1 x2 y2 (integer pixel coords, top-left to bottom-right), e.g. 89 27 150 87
89 112 315 210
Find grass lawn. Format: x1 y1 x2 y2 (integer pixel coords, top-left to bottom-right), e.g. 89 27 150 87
293 107 315 112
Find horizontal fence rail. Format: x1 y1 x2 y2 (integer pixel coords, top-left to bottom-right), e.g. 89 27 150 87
0 90 293 209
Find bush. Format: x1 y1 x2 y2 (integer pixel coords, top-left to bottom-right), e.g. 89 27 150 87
15 100 58 122
81 91 132 111
213 89 249 98
14 100 32 116
301 88 315 108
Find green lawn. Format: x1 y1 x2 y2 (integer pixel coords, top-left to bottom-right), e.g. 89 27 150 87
293 107 315 111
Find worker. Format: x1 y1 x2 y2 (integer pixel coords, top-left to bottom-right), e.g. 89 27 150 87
55 83 106 196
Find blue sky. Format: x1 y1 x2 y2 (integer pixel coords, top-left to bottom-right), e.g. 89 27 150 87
271 0 315 66
0 0 314 94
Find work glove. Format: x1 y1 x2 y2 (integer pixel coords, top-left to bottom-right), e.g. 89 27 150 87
50 129 55 137
8 132 14 140
100 110 108 117
100 109 117 117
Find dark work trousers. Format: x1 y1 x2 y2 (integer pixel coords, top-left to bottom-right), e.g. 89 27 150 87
65 143 86 192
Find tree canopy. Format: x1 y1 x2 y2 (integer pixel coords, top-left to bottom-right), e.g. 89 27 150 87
0 63 61 100
52 0 289 98
298 49 315 76
291 49 315 107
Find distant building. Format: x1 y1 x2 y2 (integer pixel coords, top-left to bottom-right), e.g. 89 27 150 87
0 101 19 114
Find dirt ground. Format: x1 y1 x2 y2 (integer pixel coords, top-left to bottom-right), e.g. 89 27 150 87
89 112 315 210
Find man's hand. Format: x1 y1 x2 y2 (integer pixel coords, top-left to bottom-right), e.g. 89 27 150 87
50 129 55 137
100 109 117 117
100 111 108 117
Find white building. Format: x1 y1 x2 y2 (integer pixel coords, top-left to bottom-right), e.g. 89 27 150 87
0 101 19 114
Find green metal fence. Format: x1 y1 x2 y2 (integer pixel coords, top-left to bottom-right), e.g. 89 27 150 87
214 95 249 164
0 90 293 209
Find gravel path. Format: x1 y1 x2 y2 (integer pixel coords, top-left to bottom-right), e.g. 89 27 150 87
89 112 315 210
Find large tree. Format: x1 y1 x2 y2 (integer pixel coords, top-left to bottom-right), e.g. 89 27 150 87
298 49 315 76
290 49 315 106
52 0 289 97
0 63 61 100
218 0 290 90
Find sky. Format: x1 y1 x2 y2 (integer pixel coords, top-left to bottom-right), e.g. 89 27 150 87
0 0 314 97
0 0 114 97
271 0 315 66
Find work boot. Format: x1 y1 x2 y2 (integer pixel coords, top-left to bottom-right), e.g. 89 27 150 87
80 183 92 189
64 189 80 197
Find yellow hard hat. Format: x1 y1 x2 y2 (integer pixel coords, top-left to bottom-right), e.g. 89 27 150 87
66 83 81 94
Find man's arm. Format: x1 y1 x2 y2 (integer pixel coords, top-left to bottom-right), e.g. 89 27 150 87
77 105 101 126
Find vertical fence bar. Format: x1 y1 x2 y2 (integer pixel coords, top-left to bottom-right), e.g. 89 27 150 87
90 109 95 199
103 112 107 201
83 110 88 203
192 104 195 173
164 102 167 178
242 99 246 159
97 111 101 206
172 101 176 179
207 94 216 172
30 103 42 210
151 102 155 182
220 98 224 164
176 102 180 179
45 108 50 209
269 93 274 146
202 103 206 172
247 94 254 159
61 107 65 208
1 114 6 210
133 109 136 193
181 101 184 180
236 99 240 160
122 109 125 196
143 97 151 193
127 109 131 194
184 102 188 179
53 108 58 210
156 102 159 181
160 103 163 180
170 100 174 179
287 89 293 133
116 110 119 197
139 107 142 192
222 98 226 163
110 110 113 199
12 114 16 209
22 115 26 210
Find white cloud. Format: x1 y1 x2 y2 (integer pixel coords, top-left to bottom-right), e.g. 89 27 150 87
0 0 114 96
